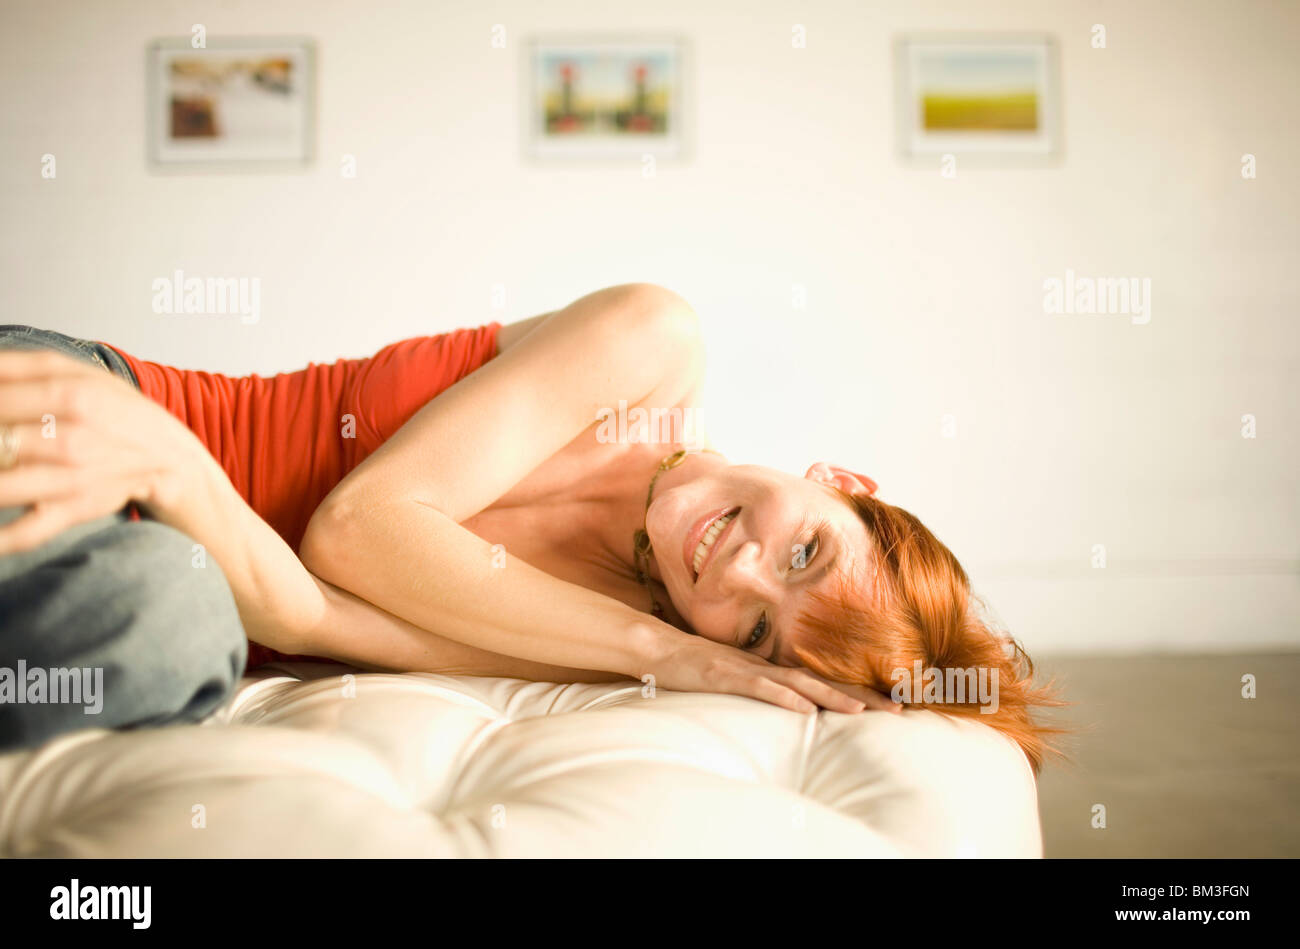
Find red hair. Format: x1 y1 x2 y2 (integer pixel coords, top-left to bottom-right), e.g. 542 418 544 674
793 490 1068 775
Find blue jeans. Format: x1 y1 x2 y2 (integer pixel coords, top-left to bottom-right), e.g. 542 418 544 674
0 326 247 751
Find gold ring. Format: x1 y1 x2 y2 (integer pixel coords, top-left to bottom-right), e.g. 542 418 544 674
0 423 19 470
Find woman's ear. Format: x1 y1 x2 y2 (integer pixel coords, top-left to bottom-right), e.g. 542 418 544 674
805 462 879 497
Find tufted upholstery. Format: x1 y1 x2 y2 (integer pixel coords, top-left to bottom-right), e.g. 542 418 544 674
0 664 1042 857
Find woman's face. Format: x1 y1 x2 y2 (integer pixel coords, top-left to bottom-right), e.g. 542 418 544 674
645 462 874 666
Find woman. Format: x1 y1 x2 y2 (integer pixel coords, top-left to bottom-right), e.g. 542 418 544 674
0 284 1060 768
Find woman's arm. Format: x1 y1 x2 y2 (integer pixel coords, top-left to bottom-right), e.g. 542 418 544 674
299 283 702 677
309 582 629 683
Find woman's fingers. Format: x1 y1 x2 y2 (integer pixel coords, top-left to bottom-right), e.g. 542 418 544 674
743 666 900 715
0 357 186 552
0 499 81 555
719 665 861 715
0 348 98 382
739 675 818 714
800 670 902 713
0 478 138 555
726 650 859 708
657 629 900 716
780 669 867 713
0 460 150 507
0 421 104 467
0 463 91 506
691 653 815 713
0 374 102 425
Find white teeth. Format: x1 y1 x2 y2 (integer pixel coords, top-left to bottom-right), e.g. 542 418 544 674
692 512 736 576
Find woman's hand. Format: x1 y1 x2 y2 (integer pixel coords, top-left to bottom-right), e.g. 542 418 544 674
0 349 206 554
0 346 353 654
638 625 901 715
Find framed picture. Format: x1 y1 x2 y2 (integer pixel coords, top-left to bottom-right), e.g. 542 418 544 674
895 34 1059 163
147 37 315 168
524 36 687 160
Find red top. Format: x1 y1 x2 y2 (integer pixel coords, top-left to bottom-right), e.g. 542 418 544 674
104 322 502 670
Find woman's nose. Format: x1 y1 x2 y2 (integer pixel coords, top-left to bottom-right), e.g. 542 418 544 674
719 540 771 596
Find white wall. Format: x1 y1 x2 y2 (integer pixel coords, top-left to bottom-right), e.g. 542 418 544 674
2 0 1296 654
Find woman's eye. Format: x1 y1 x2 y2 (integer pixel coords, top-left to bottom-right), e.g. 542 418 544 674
746 613 768 649
793 534 819 570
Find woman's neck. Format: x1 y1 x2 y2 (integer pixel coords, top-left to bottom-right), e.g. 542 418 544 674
618 446 727 586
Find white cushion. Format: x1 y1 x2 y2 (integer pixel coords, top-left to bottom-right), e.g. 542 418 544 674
0 665 1042 857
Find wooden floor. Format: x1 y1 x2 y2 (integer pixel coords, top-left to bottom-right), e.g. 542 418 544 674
1034 652 1300 857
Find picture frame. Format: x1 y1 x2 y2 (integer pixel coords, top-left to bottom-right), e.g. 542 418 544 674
895 34 1060 164
147 36 315 169
523 35 688 161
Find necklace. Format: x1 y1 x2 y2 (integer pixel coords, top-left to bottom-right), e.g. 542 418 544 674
632 447 719 617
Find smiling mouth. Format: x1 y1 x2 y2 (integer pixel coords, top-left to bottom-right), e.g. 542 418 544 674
690 508 740 581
